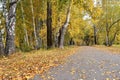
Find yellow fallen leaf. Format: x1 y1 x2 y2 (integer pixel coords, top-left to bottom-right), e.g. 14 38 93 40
70 68 76 75
106 78 110 80
25 75 32 79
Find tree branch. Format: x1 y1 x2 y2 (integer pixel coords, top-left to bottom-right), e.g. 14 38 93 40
109 18 120 30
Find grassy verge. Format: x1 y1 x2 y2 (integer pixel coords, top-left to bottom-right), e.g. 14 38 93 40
0 46 79 80
94 45 120 54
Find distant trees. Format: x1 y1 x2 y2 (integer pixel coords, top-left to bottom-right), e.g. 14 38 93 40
103 0 120 46
83 0 120 46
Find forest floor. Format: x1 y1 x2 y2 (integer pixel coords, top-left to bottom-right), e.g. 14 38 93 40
0 46 79 80
41 46 120 80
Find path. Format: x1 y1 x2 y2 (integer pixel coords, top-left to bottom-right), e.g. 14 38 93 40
42 46 120 80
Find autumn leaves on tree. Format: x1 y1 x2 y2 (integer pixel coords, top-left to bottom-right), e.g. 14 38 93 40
0 0 120 55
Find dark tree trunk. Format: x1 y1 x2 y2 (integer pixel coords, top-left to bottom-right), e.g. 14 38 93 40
93 25 97 45
58 4 71 48
0 31 4 55
5 0 18 55
84 35 90 46
47 1 52 48
69 38 75 45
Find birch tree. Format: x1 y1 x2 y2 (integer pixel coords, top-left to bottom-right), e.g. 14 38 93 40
0 14 4 55
58 0 72 48
0 30 4 55
2 0 19 55
30 0 40 49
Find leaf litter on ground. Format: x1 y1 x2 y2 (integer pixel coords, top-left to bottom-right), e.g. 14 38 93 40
0 46 79 80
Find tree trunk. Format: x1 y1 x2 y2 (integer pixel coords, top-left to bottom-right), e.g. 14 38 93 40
54 32 59 47
20 0 29 47
58 4 72 48
35 18 43 49
47 1 52 48
54 17 60 47
30 0 38 49
4 0 18 55
105 23 110 46
0 30 4 55
109 30 119 46
69 38 75 45
105 18 120 46
93 25 97 45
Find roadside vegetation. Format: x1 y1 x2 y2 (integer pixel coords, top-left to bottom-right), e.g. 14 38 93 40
94 45 120 54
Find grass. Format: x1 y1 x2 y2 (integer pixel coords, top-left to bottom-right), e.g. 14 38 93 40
112 45 120 48
0 46 79 80
94 45 120 54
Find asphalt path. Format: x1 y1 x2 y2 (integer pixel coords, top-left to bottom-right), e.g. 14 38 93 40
36 46 120 80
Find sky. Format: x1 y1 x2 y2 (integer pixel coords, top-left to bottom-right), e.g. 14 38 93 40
0 2 3 11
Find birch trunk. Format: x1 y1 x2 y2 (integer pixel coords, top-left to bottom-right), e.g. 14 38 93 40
54 17 60 47
4 0 18 55
30 0 38 49
58 3 72 48
0 11 4 55
0 30 4 55
35 18 43 49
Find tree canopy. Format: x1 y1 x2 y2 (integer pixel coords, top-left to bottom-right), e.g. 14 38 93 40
0 0 120 55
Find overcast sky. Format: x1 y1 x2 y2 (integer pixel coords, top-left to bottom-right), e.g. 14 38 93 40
0 2 3 11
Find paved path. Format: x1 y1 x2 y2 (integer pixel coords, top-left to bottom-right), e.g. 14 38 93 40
42 46 120 80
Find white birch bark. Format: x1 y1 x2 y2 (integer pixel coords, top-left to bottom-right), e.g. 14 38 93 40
0 17 4 55
30 0 38 49
58 3 72 48
3 0 18 55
